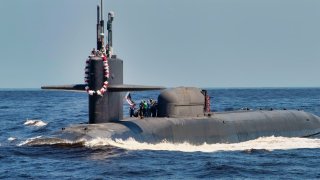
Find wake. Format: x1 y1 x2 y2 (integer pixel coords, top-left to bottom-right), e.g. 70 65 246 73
19 136 320 152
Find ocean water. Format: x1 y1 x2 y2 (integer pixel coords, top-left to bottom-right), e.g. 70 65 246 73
1 88 320 179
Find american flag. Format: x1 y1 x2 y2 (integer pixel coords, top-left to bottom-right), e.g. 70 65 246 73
125 92 135 106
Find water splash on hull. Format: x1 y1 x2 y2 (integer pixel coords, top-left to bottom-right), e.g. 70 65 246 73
19 136 320 153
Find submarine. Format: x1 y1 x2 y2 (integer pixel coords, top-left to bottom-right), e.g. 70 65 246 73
42 1 320 145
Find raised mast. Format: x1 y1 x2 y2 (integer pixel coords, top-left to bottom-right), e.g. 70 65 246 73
96 0 105 52
107 11 114 57
96 5 100 50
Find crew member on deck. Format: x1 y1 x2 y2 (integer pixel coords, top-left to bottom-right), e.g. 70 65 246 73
130 103 136 117
97 38 103 51
143 100 148 117
91 48 96 56
150 99 158 117
139 101 145 118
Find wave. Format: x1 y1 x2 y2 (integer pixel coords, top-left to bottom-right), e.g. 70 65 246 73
20 135 320 152
84 136 320 152
24 119 47 127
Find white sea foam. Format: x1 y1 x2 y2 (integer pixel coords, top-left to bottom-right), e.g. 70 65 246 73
84 136 320 152
8 137 17 142
24 119 47 127
18 135 320 152
18 136 43 146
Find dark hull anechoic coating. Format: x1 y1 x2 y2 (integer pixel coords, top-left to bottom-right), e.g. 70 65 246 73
60 110 320 144
158 87 206 118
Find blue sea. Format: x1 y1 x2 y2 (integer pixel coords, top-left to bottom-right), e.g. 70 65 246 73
1 88 320 179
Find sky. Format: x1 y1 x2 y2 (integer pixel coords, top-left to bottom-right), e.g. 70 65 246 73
0 0 320 88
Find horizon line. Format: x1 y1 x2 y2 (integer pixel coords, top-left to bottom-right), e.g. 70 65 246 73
1 86 320 90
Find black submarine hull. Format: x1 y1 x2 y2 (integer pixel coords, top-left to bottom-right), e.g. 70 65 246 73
60 110 320 145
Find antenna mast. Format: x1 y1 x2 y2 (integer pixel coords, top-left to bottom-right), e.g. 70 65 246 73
96 0 105 51
96 5 100 50
100 0 104 36
107 11 114 57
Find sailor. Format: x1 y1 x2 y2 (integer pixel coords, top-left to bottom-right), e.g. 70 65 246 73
147 99 151 117
105 44 109 57
96 51 101 57
129 103 136 117
139 101 144 118
143 100 148 117
151 100 158 117
91 48 96 56
97 38 103 51
149 99 153 117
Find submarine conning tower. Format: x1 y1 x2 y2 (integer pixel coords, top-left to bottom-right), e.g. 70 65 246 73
87 1 163 123
89 0 122 123
88 56 123 123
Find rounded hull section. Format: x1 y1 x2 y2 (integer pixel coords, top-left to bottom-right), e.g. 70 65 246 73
60 110 320 144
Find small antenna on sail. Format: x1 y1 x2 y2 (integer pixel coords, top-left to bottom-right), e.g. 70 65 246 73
101 0 103 22
107 11 114 58
96 5 100 50
97 0 105 51
100 0 105 52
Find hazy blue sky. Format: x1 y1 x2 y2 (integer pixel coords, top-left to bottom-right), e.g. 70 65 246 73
1 0 320 88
